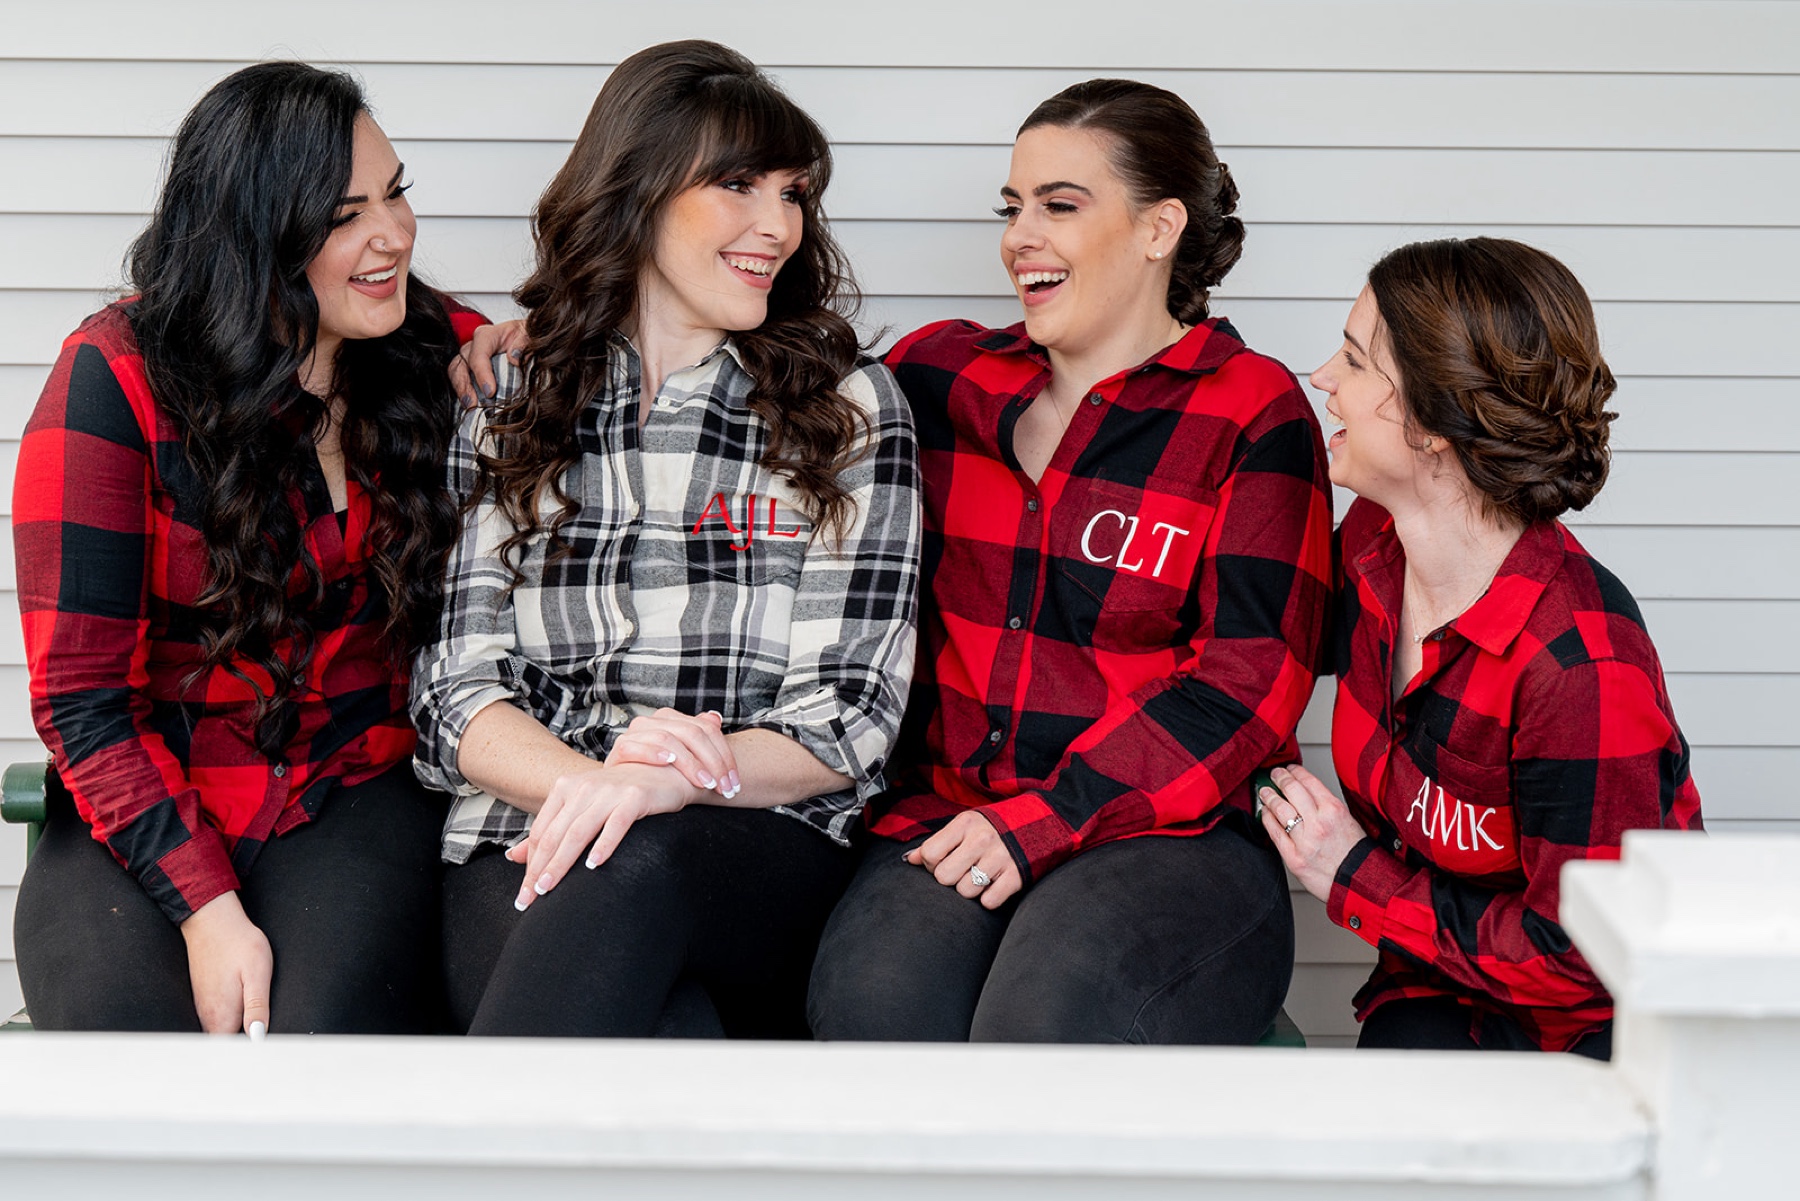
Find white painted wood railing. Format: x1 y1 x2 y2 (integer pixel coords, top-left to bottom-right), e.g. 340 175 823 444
0 831 1792 1199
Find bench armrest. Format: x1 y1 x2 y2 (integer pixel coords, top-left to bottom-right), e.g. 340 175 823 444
1 761 48 826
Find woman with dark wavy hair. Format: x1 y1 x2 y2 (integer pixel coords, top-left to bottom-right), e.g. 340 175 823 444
413 40 919 1038
1258 238 1703 1056
804 80 1332 1043
13 61 481 1034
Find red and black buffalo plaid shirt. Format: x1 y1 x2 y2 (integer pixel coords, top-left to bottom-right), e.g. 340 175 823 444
870 318 1332 884
1327 498 1704 1050
14 300 487 923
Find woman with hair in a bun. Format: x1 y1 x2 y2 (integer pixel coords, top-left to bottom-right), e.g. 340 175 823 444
806 80 1333 1042
1259 238 1703 1057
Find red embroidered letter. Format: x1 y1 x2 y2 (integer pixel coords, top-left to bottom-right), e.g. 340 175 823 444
765 496 802 538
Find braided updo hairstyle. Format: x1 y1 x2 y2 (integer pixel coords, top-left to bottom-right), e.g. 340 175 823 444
1368 238 1616 526
1018 79 1244 324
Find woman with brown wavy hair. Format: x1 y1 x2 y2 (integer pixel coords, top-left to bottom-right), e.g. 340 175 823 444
413 40 920 1037
1259 238 1703 1056
13 62 479 1035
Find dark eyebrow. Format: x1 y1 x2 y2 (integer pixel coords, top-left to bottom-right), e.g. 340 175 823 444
1344 328 1367 354
336 162 406 207
1034 181 1091 198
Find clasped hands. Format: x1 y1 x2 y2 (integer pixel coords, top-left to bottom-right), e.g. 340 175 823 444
507 708 742 911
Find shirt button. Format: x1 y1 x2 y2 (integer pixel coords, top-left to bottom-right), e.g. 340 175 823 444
1008 617 1023 630
272 764 287 779
1392 837 1404 852
1348 916 1362 931
1026 499 1039 513
1088 392 1103 405
988 729 1003 745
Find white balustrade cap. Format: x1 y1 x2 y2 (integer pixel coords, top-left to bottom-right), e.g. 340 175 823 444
1562 830 1800 1017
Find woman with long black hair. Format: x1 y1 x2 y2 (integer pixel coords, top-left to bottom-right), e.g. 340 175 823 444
12 61 482 1035
412 40 919 1038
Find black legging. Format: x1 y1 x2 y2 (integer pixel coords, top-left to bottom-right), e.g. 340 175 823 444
808 813 1293 1043
442 805 857 1038
14 763 447 1033
1357 995 1613 1059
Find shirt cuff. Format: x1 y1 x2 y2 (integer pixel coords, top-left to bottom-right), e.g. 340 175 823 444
416 683 520 793
975 794 1077 886
154 826 241 925
1327 836 1409 948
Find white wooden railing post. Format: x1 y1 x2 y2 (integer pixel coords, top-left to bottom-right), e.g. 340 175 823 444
1561 830 1800 1201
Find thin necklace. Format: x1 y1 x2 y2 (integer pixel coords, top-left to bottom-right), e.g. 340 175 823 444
1406 563 1502 645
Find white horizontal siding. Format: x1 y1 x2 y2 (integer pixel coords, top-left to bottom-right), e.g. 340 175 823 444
7 60 1800 149
1 0 1794 1046
7 0 1799 73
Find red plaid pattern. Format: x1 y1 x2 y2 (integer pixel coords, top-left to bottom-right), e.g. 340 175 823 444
870 318 1333 884
14 300 486 923
1327 498 1704 1050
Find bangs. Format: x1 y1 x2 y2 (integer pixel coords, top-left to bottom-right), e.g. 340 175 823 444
685 77 830 187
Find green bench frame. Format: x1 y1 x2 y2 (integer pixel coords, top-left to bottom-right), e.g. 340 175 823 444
0 760 1304 1046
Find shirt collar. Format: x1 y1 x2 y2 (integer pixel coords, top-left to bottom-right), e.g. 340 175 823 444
1449 519 1565 656
609 329 743 371
1348 512 1564 657
972 316 1246 378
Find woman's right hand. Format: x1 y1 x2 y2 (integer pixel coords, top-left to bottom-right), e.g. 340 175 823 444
449 318 527 404
606 708 741 798
180 891 274 1037
507 761 698 909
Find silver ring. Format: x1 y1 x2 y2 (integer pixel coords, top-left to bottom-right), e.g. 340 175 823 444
1283 814 1304 834
968 865 993 888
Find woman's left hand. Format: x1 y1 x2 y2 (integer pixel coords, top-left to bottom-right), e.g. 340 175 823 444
905 810 1021 910
507 761 695 909
1259 764 1367 903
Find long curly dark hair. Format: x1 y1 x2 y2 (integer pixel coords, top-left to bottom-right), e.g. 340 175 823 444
1019 79 1245 325
125 61 462 756
479 39 867 568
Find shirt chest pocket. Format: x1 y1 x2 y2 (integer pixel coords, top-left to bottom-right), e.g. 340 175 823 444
681 489 811 589
1050 475 1220 652
1392 734 1519 878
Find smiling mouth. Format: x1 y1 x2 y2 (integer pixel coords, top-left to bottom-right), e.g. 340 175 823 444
351 265 398 284
1017 270 1069 295
724 255 775 278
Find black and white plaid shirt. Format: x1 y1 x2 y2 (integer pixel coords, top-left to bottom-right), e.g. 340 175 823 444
412 338 920 863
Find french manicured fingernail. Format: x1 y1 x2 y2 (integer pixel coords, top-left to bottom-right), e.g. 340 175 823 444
699 772 717 789
727 771 741 794
660 751 677 764
534 874 553 895
585 855 600 870
513 894 529 911
248 1021 267 1042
